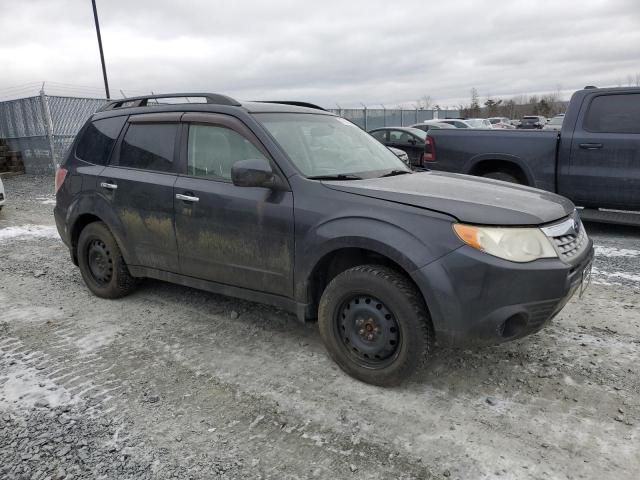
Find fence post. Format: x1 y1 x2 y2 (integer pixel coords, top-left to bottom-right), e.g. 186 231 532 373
400 109 404 126
39 88 57 170
415 108 418 124
362 105 368 130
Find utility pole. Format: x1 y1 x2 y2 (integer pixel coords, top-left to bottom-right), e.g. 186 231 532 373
91 0 110 99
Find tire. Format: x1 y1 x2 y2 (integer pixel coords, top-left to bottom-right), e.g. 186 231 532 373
482 171 521 184
77 221 138 299
318 265 433 386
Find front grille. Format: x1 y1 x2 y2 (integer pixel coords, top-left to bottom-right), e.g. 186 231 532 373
541 212 589 263
552 225 588 261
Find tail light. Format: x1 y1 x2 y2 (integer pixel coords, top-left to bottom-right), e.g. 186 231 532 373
55 167 68 194
423 136 436 163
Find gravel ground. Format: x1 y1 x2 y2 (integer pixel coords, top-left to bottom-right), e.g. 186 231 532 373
0 174 638 480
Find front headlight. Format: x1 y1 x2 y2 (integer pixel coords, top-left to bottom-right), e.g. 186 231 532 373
453 223 557 263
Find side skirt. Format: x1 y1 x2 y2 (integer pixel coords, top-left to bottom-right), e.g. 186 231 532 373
128 266 309 323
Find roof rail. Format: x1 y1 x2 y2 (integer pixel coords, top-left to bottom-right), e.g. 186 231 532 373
584 85 598 89
256 101 326 111
98 93 241 111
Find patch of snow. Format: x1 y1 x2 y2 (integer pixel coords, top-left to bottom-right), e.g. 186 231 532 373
0 362 76 409
592 268 640 283
595 246 640 258
75 326 121 354
0 224 59 242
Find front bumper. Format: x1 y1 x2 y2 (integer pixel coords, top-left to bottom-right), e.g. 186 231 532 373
412 240 594 346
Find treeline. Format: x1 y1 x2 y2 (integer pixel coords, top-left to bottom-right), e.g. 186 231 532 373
457 88 568 119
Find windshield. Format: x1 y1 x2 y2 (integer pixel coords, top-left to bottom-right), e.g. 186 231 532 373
405 128 427 140
255 113 410 178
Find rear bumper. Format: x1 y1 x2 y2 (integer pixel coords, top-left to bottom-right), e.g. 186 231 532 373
412 241 594 346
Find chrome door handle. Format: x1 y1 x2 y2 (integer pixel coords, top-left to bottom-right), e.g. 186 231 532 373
176 193 199 202
100 182 118 190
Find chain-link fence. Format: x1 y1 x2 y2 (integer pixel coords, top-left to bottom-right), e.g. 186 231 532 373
328 108 460 130
0 92 459 174
0 92 106 174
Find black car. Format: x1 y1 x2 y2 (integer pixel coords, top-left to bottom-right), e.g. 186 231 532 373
368 127 430 168
54 93 594 386
409 122 456 133
518 116 547 129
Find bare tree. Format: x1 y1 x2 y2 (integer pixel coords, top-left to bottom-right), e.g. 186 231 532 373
416 95 433 110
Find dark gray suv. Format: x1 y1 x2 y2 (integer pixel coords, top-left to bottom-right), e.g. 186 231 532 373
54 93 594 386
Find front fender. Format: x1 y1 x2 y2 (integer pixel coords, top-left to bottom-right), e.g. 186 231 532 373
295 215 458 302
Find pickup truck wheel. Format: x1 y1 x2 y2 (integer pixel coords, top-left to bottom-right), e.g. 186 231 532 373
482 171 521 184
318 265 433 386
77 222 138 299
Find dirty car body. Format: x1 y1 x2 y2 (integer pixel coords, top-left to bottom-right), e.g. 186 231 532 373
54 93 594 385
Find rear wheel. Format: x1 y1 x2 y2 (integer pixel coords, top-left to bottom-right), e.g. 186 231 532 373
318 265 433 386
77 222 138 298
482 171 521 184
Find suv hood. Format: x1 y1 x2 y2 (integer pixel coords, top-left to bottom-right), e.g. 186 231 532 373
323 171 574 225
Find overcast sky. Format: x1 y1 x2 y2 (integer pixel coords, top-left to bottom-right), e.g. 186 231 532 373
1 0 639 107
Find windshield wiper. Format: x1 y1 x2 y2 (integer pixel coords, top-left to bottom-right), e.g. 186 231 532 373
378 169 412 178
307 174 363 180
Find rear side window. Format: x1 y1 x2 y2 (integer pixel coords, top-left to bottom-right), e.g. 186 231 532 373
119 123 178 172
75 116 126 165
584 94 640 134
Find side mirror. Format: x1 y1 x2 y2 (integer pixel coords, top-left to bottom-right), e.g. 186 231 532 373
231 158 275 188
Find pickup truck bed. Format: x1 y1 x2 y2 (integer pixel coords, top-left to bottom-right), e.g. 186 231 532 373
427 86 640 212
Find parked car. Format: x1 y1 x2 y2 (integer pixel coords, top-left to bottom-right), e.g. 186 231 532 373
369 127 429 168
488 117 515 129
465 118 494 129
518 115 547 129
409 121 456 133
426 86 640 211
543 114 565 131
0 176 5 211
54 93 593 386
438 119 474 129
387 146 410 166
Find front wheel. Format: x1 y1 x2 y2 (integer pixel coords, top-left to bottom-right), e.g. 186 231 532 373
318 265 433 386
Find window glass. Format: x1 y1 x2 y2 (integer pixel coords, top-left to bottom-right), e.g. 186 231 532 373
256 113 409 178
75 116 126 165
187 125 267 180
584 94 640 134
119 123 177 172
370 130 387 141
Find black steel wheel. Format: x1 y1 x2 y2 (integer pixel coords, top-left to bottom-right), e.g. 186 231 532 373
87 239 114 285
77 221 138 299
319 264 433 386
337 295 401 369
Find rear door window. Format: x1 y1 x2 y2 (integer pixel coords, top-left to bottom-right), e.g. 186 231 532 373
584 94 640 134
118 123 178 172
75 116 126 165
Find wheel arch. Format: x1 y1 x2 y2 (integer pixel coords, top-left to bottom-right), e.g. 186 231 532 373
465 154 536 186
68 205 134 266
302 244 428 321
